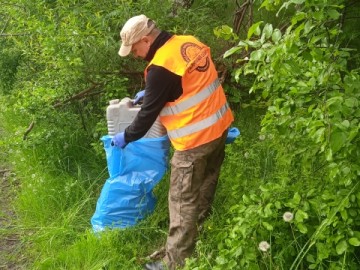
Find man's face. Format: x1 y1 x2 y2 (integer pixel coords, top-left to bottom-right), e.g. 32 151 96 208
131 37 150 59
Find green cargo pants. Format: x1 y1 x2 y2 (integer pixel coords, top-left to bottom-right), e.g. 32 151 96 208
163 129 228 269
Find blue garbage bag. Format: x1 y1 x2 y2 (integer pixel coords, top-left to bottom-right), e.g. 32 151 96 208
91 135 170 232
101 135 121 178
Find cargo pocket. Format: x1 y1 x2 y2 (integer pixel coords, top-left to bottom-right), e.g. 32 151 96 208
170 159 194 200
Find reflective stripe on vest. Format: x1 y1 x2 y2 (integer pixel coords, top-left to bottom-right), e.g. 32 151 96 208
167 102 230 139
160 78 221 116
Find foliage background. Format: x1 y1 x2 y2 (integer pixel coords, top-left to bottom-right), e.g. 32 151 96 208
0 0 359 269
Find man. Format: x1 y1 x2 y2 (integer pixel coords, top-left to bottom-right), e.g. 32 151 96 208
112 14 234 270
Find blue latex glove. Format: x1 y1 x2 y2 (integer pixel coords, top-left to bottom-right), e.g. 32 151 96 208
111 132 127 148
226 127 240 144
133 90 145 105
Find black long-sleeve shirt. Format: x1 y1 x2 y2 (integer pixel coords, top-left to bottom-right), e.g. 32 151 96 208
124 31 183 143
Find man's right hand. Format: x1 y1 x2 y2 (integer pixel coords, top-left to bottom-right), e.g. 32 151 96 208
133 90 145 105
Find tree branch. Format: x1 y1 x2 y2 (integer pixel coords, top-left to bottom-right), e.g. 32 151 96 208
53 82 103 108
23 121 34 140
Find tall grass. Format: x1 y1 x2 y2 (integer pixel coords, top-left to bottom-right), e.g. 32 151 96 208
1 90 265 269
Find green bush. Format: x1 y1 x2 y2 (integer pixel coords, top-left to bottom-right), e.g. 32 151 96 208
185 0 360 269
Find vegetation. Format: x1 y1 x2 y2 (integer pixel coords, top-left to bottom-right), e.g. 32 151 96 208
0 0 359 269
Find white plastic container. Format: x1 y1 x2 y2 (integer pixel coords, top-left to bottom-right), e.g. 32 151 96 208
106 97 166 138
145 117 167 138
106 98 140 136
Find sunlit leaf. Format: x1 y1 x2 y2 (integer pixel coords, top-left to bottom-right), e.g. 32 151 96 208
223 46 241 58
262 221 273 231
336 240 347 255
247 21 263 39
349 238 360 246
263 23 273 39
271 29 282 43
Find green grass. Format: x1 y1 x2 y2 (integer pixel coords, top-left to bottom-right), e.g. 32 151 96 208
3 98 359 269
0 101 268 269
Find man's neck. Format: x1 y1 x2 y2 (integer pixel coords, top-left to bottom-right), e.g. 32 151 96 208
145 31 173 62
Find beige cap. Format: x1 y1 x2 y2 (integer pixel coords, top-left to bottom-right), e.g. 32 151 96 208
118 14 155 57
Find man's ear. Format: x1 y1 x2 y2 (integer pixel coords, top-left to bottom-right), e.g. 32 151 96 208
142 35 152 45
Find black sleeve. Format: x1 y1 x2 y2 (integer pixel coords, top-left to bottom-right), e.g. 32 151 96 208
124 65 182 142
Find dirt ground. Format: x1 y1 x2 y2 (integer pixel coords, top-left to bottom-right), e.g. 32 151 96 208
0 168 25 270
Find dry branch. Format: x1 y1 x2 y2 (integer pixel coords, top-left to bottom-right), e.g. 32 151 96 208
53 82 102 108
23 121 34 140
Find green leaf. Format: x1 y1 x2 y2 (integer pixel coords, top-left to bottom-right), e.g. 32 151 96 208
340 210 348 221
326 96 343 107
317 242 330 260
291 12 307 25
312 127 325 143
275 201 281 209
271 29 282 43
293 192 301 205
349 238 360 246
294 22 305 38
247 21 263 39
246 40 263 48
214 25 236 41
326 148 333 161
327 9 341 20
336 240 347 255
330 131 347 153
295 209 309 223
223 46 241 58
291 0 305 4
297 223 308 234
250 50 265 61
341 120 350 129
262 221 274 231
344 97 358 108
216 256 227 265
304 20 313 34
263 23 273 39
306 254 316 263
242 194 250 204
264 203 273 217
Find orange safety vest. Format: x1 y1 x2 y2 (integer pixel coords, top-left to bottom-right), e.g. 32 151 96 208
145 35 234 150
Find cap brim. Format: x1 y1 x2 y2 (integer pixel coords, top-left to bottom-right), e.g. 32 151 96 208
118 44 132 57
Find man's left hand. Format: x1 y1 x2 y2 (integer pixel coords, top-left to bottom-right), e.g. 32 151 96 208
111 132 127 148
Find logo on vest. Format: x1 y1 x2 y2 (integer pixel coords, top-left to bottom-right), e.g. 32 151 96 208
181 42 209 73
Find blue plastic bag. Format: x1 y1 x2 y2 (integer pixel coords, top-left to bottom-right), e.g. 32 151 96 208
101 135 121 178
91 135 170 232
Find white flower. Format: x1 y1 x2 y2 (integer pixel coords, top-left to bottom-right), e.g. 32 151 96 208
259 134 266 141
244 152 250 159
283 211 294 222
258 241 270 252
244 57 249 61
